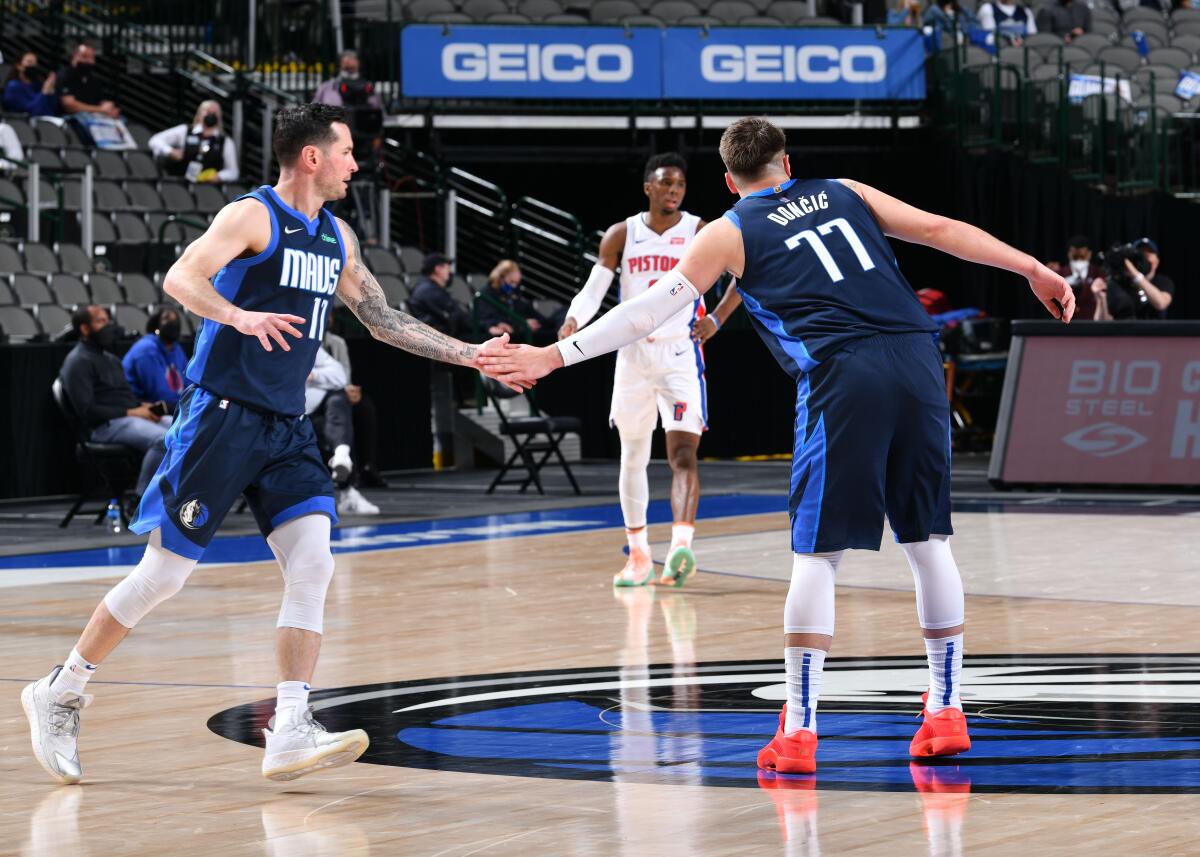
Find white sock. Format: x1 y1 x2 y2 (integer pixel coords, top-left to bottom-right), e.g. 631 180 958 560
784 646 826 735
49 648 96 701
274 680 311 728
626 527 649 553
332 444 351 464
924 634 964 713
671 522 694 549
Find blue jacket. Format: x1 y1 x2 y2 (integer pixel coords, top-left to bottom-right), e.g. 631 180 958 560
122 334 189 406
3 78 58 117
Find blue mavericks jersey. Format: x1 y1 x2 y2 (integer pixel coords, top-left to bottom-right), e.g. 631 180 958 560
186 186 345 415
725 178 936 381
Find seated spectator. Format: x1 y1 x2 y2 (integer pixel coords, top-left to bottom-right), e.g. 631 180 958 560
121 308 189 412
924 0 979 36
1093 238 1174 321
475 259 551 345
60 305 171 499
407 252 470 468
978 0 1038 44
57 42 120 119
3 51 57 117
306 346 379 515
888 0 923 26
312 51 384 111
148 100 238 184
324 329 387 488
1035 0 1091 41
1046 235 1102 320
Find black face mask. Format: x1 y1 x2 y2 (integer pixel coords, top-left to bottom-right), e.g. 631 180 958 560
202 112 218 128
158 320 181 343
93 323 118 350
75 61 94 73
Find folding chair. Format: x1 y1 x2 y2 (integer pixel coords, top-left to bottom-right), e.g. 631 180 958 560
482 377 581 495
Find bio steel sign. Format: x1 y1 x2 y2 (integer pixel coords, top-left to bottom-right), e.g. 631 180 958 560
995 335 1200 485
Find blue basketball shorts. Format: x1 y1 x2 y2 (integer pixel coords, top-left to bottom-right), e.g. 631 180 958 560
131 385 337 559
789 332 952 554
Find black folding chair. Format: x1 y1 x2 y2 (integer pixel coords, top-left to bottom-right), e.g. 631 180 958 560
482 377 582 495
50 378 140 528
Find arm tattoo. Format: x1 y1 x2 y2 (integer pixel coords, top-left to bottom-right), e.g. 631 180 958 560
336 219 476 365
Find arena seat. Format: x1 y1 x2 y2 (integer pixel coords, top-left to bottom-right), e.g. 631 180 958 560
49 273 90 307
0 305 42 340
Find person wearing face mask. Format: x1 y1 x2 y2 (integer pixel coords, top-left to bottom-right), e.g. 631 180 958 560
1046 236 1101 320
312 51 384 111
2 51 58 116
57 42 120 119
59 305 172 498
122 308 190 412
1034 0 1091 41
475 260 551 345
148 100 239 183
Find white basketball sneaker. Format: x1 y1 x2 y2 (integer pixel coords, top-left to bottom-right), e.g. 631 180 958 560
262 708 369 782
22 666 91 784
337 485 380 516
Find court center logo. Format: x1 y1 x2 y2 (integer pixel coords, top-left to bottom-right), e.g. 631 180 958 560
207 654 1200 794
179 499 209 530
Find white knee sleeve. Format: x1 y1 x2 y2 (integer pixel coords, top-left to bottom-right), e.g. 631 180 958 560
268 514 335 635
618 433 652 530
784 551 843 636
900 534 965 630
103 531 197 628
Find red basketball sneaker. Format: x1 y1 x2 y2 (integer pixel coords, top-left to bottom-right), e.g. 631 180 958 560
910 693 971 758
757 705 818 774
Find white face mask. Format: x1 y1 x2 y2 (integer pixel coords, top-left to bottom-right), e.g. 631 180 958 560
1070 259 1090 279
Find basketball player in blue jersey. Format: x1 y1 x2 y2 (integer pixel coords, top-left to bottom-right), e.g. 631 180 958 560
22 104 511 785
478 117 1075 774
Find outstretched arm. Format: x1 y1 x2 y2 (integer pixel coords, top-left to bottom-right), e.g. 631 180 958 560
842 179 1074 322
335 218 494 367
478 217 742 383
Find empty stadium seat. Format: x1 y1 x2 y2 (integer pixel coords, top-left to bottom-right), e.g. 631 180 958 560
377 273 408 307
463 0 509 17
12 273 52 305
591 0 641 21
409 0 455 18
0 279 14 304
1097 45 1144 73
1147 46 1192 68
160 183 197 211
709 0 759 22
1175 19 1200 36
58 243 92 275
1123 6 1165 26
192 183 227 214
1092 19 1118 37
29 148 65 172
1069 33 1112 55
93 150 130 180
35 303 72 338
125 150 160 182
1170 34 1200 59
34 121 71 149
125 182 164 211
0 243 23 272
398 245 425 272
49 273 89 306
0 305 42 340
518 0 563 16
23 242 59 274
94 180 132 212
62 149 91 171
7 119 35 149
114 212 152 244
649 1 701 22
112 303 149 334
87 272 126 304
120 273 159 306
364 246 403 275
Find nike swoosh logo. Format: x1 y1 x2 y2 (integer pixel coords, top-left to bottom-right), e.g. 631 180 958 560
284 226 303 234
673 349 687 357
573 342 585 355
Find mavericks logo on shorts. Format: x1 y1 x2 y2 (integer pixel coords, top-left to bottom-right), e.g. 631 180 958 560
179 499 209 530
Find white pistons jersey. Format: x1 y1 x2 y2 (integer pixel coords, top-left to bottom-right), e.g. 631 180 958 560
619 211 704 342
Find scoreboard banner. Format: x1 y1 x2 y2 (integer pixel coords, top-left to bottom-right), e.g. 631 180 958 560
401 25 926 101
990 321 1200 487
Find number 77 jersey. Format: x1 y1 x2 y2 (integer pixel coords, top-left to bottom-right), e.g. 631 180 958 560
724 178 937 381
185 185 344 416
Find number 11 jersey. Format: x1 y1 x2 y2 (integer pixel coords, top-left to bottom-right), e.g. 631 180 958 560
724 178 936 382
185 185 345 416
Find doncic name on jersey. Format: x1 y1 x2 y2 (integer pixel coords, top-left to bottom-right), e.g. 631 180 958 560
207 653 1200 794
279 247 340 295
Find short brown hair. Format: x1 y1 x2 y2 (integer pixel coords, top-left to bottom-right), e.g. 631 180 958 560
719 117 787 181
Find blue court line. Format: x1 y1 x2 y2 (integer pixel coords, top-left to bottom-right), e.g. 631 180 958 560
0 494 787 571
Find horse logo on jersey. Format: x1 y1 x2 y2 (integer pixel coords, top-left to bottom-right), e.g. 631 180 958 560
179 499 209 530
207 653 1200 794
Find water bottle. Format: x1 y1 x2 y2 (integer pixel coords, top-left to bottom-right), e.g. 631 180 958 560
106 498 122 534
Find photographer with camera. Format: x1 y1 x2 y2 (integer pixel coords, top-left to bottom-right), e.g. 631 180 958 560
149 100 238 183
1092 238 1174 321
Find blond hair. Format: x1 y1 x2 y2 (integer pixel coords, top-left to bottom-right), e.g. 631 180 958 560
488 259 520 288
192 100 223 132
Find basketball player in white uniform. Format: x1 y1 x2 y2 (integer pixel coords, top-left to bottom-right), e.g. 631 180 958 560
559 153 741 588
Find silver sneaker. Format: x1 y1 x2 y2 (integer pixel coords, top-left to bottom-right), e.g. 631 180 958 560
21 666 92 784
261 707 369 782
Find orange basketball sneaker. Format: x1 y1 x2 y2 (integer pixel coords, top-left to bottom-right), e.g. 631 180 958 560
757 704 818 774
910 692 971 758
613 546 655 587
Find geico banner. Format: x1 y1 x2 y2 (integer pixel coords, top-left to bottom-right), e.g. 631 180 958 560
401 25 662 99
995 335 1200 486
401 25 925 100
663 27 926 100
